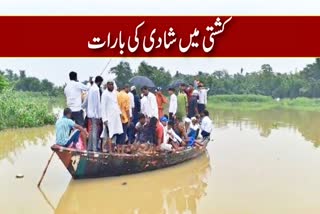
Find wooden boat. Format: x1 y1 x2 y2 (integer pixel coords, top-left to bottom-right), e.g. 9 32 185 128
51 139 210 179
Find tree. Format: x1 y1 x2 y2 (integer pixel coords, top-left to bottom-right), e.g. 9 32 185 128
0 74 8 92
110 61 133 87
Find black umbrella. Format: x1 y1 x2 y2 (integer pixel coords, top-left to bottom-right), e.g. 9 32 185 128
129 76 156 88
168 79 185 88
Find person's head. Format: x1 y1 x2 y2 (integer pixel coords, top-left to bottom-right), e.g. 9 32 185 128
63 108 72 119
184 117 191 129
163 114 169 120
180 83 186 91
107 81 114 92
131 86 136 94
141 86 149 96
150 117 158 127
168 121 174 130
191 117 197 125
155 87 162 94
69 71 77 81
184 117 191 125
123 84 130 93
201 110 209 118
168 87 175 95
160 116 168 127
189 84 194 90
138 113 146 125
94 76 104 87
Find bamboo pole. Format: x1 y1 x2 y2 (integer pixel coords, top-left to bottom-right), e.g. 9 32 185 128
37 151 55 187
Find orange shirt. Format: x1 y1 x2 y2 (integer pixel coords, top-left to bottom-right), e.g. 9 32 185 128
156 93 168 110
117 90 130 123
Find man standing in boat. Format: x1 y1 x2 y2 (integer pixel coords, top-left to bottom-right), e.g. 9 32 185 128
117 84 131 152
101 81 123 153
64 71 88 127
176 84 188 121
155 87 168 119
168 87 177 122
86 76 103 152
141 86 158 119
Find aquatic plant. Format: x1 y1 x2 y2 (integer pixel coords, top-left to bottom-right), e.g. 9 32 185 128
0 90 57 130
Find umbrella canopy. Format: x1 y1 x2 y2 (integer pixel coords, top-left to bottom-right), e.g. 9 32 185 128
168 79 185 89
129 76 155 88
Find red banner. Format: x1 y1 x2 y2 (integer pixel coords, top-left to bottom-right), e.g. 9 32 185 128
1 16 320 57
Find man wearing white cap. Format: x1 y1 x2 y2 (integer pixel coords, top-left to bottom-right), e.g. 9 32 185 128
100 80 123 152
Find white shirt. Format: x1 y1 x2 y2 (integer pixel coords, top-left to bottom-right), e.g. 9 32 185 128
141 96 148 116
64 80 88 112
169 94 177 114
87 83 101 119
128 92 135 117
141 92 158 118
167 128 183 143
128 92 135 109
100 89 123 137
201 116 212 133
198 88 208 105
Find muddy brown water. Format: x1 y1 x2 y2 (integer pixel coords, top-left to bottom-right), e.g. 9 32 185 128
1 109 320 214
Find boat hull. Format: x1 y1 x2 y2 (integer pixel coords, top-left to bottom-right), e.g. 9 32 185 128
51 140 209 179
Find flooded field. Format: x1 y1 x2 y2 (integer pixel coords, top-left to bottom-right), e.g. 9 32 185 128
1 109 320 214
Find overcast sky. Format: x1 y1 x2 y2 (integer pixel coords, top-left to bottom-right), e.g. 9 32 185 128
0 0 318 85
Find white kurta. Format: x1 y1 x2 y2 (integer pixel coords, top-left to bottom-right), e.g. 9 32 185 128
168 94 177 114
140 96 148 116
87 84 101 119
128 92 134 117
100 89 123 137
142 92 158 118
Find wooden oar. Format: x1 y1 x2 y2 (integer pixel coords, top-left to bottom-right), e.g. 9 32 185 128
37 151 55 187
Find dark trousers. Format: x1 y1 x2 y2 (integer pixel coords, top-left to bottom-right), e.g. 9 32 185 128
116 123 128 145
65 130 80 147
127 122 135 144
198 104 206 114
71 110 85 127
169 112 175 123
201 130 210 139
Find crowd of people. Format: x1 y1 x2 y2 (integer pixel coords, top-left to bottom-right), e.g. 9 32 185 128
55 71 212 154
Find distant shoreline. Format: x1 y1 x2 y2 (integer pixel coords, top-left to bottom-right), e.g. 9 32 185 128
208 95 320 111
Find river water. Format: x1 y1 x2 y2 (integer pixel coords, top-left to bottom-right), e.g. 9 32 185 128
1 109 320 214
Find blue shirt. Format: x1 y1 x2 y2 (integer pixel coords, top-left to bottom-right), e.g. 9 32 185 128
55 116 75 146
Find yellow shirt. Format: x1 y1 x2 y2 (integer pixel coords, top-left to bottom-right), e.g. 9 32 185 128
117 90 130 123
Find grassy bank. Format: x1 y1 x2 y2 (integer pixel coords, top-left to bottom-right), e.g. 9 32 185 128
0 91 59 130
208 95 320 111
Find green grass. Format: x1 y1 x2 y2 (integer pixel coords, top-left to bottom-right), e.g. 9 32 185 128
208 95 320 111
0 91 59 130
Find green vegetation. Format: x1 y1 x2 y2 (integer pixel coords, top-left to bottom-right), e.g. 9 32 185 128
0 70 63 130
208 94 320 111
0 90 57 130
112 58 320 99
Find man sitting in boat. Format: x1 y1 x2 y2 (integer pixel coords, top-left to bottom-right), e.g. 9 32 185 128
55 108 88 148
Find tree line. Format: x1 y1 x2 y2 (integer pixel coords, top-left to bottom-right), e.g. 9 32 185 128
111 58 320 98
0 69 63 96
1 58 320 99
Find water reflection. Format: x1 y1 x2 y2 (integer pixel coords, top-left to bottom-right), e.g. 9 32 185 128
213 109 320 147
55 154 210 214
0 126 54 163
